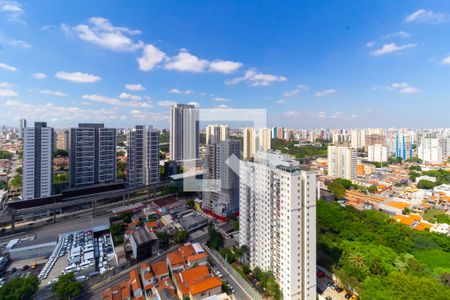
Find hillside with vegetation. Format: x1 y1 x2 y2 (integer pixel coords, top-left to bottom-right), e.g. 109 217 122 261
317 200 450 300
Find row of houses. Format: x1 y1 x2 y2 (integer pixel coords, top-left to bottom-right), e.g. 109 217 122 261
103 243 227 300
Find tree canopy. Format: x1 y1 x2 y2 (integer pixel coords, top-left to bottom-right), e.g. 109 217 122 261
317 201 450 299
52 273 83 300
0 274 39 300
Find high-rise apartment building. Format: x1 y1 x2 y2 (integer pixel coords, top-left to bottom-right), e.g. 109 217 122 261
127 125 160 188
205 124 229 144
56 129 69 151
368 144 388 163
203 140 241 220
169 104 199 161
69 123 116 188
243 127 271 160
394 133 413 160
242 127 255 160
19 118 27 140
22 122 54 200
328 145 357 179
351 129 366 150
256 128 271 152
418 137 442 164
443 137 450 161
239 151 317 300
365 134 386 152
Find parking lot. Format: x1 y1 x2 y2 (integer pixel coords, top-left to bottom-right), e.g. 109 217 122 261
38 230 114 286
317 274 358 300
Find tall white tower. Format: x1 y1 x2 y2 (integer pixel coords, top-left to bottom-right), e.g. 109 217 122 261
239 151 317 300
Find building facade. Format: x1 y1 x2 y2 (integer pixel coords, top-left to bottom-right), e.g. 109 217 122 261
69 123 116 188
328 145 357 179
239 151 317 300
203 140 241 219
169 104 199 161
205 124 229 144
368 144 388 163
22 122 54 200
19 118 27 140
243 127 255 160
418 137 442 164
127 125 160 188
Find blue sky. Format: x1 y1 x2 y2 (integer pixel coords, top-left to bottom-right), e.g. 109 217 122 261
1 0 450 129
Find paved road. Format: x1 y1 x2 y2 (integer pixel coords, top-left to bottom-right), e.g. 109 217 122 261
204 245 262 300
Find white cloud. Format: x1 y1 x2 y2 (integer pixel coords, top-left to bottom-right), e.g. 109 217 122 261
0 1 24 23
125 110 169 122
137 44 166 71
33 72 47 79
82 94 152 108
212 97 230 102
283 111 298 117
169 88 193 95
373 82 420 94
370 43 417 56
5 100 124 123
62 17 143 52
82 94 122 106
164 49 209 73
382 31 411 39
283 84 309 97
0 82 12 88
5 39 31 48
39 90 68 97
366 41 375 48
55 71 101 83
225 69 287 86
317 111 326 119
187 101 200 107
158 100 177 107
119 92 142 100
0 88 18 97
329 112 358 120
442 56 450 65
315 89 336 97
217 104 228 108
209 60 242 74
405 9 450 24
125 83 145 91
276 99 285 104
390 82 420 94
0 62 17 71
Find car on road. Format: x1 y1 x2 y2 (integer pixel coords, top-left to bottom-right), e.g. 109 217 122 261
325 297 332 300
345 292 352 299
317 270 325 278
336 286 344 293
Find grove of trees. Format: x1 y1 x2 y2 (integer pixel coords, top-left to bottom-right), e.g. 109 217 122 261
317 200 450 299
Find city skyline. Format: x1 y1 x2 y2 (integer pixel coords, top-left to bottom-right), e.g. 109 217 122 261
1 1 450 128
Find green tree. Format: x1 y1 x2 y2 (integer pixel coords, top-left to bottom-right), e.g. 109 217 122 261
417 179 435 190
327 181 346 199
186 198 195 208
156 231 170 249
409 171 421 182
173 230 189 243
367 185 377 194
0 274 39 300
207 226 224 250
54 149 68 158
52 273 83 300
0 150 13 159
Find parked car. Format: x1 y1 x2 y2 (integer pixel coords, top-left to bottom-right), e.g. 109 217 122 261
317 270 325 278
